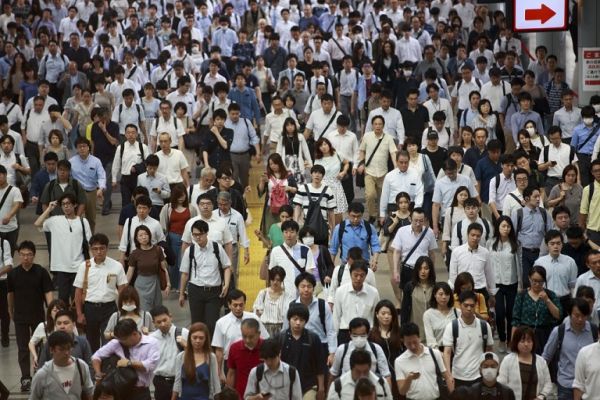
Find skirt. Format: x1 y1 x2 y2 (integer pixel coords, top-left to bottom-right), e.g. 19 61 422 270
135 274 162 313
263 323 283 337
323 177 348 213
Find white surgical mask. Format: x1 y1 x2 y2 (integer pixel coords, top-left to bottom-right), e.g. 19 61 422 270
192 46 200 54
351 335 367 349
403 70 412 77
122 304 136 312
584 117 594 126
481 367 498 382
526 127 535 136
594 104 600 113
303 236 315 246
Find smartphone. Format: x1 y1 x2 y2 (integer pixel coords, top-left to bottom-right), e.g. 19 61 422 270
152 187 160 192
551 161 557 166
261 393 272 399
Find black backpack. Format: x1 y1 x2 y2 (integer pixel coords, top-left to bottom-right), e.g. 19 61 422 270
336 219 374 257
456 218 490 245
451 318 489 354
288 298 327 334
255 363 296 400
333 375 387 399
339 341 381 376
303 184 330 245
548 322 598 383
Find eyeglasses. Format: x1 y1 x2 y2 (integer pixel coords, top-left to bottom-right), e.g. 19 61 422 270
462 303 476 308
191 232 207 238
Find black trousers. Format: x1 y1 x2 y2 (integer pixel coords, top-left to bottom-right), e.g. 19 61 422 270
521 248 540 288
577 153 592 187
341 163 354 203
337 329 350 346
188 284 222 337
0 281 9 341
399 264 414 291
14 322 37 378
0 229 18 259
84 301 117 353
454 378 481 388
129 387 151 400
495 283 518 343
153 376 175 400
25 140 40 176
120 174 137 207
55 272 77 305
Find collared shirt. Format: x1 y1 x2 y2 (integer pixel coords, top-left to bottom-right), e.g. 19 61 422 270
111 141 149 181
336 69 360 97
149 115 184 146
215 208 249 247
333 282 380 330
328 35 352 60
0 102 23 128
543 318 597 388
534 254 578 297
489 172 516 211
118 216 165 252
227 86 261 121
226 117 259 153
553 106 582 139
329 340 390 378
395 36 422 63
326 370 392 400
69 155 106 191
73 256 128 303
283 297 337 352
449 244 496 294
432 174 478 217
180 240 231 287
575 271 600 321
264 109 296 143
574 343 600 399
211 311 269 359
156 148 188 184
39 53 68 83
511 206 553 248
390 225 438 267
40 118 68 147
166 91 196 118
329 220 381 262
150 325 189 377
306 108 340 140
324 130 359 165
212 27 238 56
510 110 545 141
0 184 22 232
442 316 494 381
423 97 455 131
580 181 600 230
181 214 234 246
0 151 29 187
365 107 405 144
573 122 600 155
481 80 511 112
359 131 397 178
136 172 171 206
502 189 525 220
21 109 50 143
92 335 160 387
107 79 139 105
450 217 493 249
395 345 446 400
355 75 379 110
268 242 315 292
244 361 303 400
538 142 577 178
380 169 424 216
451 79 482 110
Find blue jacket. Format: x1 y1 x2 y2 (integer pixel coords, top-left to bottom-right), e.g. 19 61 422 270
31 169 54 215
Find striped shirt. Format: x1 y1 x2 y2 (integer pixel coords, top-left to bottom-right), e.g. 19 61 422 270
293 183 336 220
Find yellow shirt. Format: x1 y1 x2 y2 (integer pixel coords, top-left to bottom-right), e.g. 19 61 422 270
453 292 489 321
85 121 93 141
580 181 600 230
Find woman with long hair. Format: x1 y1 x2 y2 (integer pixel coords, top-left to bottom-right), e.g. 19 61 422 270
351 41 369 71
405 137 436 219
253 266 296 336
104 286 153 339
524 120 546 150
516 128 541 171
374 40 400 91
459 126 475 152
127 225 169 312
257 153 298 237
512 266 562 354
19 65 38 109
368 299 403 400
547 165 583 224
400 256 436 340
498 325 553 400
314 137 349 223
172 322 220 399
4 52 26 101
441 186 469 268
299 226 335 294
28 299 68 369
423 282 458 349
160 183 200 292
487 215 521 353
276 117 312 185
453 272 489 321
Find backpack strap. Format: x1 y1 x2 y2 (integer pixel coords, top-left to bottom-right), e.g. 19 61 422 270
174 326 184 352
318 298 326 335
334 378 342 398
212 241 224 284
340 343 350 369
543 145 549 163
480 319 488 353
367 341 380 375
451 318 459 352
481 218 490 241
255 363 265 394
337 220 346 254
287 365 296 400
495 173 501 190
516 208 523 236
456 220 463 245
337 264 345 287
74 357 84 388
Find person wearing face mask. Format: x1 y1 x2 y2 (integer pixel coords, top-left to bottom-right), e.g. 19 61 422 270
103 286 153 340
393 61 419 110
329 317 391 389
574 106 600 187
328 349 393 400
459 352 516 400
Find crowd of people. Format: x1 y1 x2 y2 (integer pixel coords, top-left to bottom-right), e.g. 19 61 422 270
1 0 600 399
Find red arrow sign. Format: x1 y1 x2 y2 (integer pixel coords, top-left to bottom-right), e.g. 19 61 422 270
525 4 557 24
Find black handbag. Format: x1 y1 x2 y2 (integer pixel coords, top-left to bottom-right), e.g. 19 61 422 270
183 126 205 151
157 240 177 266
101 345 138 397
429 347 450 400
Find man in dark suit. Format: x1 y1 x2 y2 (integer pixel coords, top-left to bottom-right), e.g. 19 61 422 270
57 62 89 103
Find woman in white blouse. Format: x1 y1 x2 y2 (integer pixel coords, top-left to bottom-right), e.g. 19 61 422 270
498 326 552 400
441 186 469 269
405 137 436 216
487 215 522 354
276 117 312 184
253 266 295 337
470 99 498 142
423 282 458 349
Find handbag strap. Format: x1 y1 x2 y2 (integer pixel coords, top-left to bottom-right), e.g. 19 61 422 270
578 122 600 151
81 260 91 300
428 347 443 379
365 137 384 167
403 227 429 266
317 112 338 140
280 244 305 274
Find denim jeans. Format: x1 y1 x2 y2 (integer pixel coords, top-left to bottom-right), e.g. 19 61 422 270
167 232 182 290
557 383 573 400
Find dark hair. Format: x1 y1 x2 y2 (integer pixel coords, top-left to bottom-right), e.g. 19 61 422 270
268 266 286 283
529 265 547 282
429 282 454 309
294 271 316 288
93 379 121 400
45 299 68 333
135 195 152 208
113 318 139 339
570 297 591 316
450 186 470 208
281 220 299 232
576 285 596 300
349 259 369 274
349 349 371 368
191 219 209 234
492 215 518 253
458 290 477 304
214 386 240 400
150 305 170 319
89 233 109 247
349 317 370 332
353 378 376 400
453 272 476 296
509 325 535 353
54 309 75 322
369 300 402 350
287 303 310 321
59 192 77 206
227 289 246 304
266 153 288 178
260 338 281 359
18 241 36 254
399 321 420 338
133 225 153 248
412 256 436 286
562 164 578 183
48 330 74 349
314 137 335 159
348 202 365 214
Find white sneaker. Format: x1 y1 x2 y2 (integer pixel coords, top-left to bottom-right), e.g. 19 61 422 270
498 341 507 353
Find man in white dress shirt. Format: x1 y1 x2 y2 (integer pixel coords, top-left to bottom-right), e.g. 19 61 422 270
488 154 516 220
421 111 452 150
155 132 190 188
150 100 184 152
365 90 405 146
111 124 149 207
380 151 424 223
480 68 511 118
423 83 455 133
552 90 581 145
304 93 341 146
396 23 422 64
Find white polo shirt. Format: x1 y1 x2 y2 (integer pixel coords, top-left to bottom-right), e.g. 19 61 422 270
395 345 446 400
390 225 438 267
43 216 92 273
0 184 23 233
73 256 128 303
150 115 185 146
210 311 269 359
156 148 189 184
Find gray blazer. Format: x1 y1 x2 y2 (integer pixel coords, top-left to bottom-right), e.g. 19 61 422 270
57 72 89 103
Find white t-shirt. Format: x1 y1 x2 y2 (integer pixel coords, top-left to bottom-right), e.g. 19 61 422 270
156 149 189 184
43 216 92 273
54 362 77 394
0 185 23 233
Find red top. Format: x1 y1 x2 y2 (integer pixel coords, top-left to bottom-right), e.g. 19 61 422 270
169 208 191 234
227 338 263 397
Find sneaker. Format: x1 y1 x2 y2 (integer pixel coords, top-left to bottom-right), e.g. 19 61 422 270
20 378 31 392
498 341 507 354
1 337 8 347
